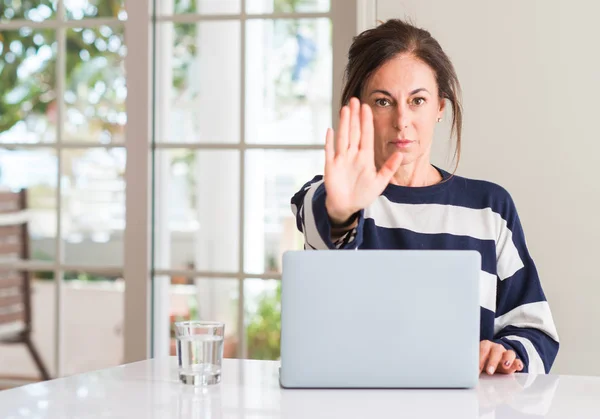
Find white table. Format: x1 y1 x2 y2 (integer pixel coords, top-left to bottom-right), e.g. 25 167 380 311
0 358 599 418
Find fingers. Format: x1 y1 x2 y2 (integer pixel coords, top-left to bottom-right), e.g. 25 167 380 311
359 103 374 157
375 152 403 190
504 358 524 374
496 350 517 374
479 340 493 374
479 341 525 375
485 344 506 375
348 98 361 154
515 359 524 372
324 128 334 166
336 105 350 157
331 98 368 160
496 357 523 375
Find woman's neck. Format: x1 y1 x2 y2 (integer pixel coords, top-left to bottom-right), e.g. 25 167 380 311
389 159 442 187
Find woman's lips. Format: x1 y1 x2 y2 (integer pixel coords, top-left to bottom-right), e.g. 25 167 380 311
389 139 414 148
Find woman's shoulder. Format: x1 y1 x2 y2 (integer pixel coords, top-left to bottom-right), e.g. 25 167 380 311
441 169 516 213
449 172 511 198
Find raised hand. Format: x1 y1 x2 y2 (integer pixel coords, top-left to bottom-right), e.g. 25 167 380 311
324 97 403 224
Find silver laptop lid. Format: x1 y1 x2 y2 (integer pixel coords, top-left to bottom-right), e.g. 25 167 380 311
280 250 481 388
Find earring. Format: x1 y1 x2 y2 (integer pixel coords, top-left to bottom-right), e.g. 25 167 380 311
437 117 442 123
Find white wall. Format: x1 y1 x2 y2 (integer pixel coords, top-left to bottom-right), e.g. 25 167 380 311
375 0 600 375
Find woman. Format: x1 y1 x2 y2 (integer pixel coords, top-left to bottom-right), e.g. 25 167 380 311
291 19 559 375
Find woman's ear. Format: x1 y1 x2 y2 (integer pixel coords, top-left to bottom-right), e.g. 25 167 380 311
437 98 447 120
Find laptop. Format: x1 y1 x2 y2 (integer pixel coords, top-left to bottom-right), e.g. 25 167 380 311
279 250 481 389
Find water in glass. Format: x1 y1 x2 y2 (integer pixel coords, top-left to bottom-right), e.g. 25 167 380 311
177 334 224 385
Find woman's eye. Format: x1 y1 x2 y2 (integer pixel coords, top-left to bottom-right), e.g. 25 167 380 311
375 98 391 107
412 97 426 106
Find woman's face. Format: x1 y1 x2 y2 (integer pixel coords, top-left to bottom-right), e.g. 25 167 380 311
360 54 445 170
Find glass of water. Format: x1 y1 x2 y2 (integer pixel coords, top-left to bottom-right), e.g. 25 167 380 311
175 321 225 385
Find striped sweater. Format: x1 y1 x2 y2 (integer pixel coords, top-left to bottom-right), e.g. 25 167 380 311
290 167 559 374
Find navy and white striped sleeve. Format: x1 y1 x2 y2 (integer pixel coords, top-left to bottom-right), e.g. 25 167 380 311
492 194 559 374
290 175 364 250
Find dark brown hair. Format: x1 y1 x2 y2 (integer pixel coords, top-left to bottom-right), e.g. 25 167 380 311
341 19 463 171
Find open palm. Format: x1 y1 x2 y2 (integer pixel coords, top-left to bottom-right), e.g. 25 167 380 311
324 98 403 223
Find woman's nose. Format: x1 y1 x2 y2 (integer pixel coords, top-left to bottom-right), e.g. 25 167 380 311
394 105 409 130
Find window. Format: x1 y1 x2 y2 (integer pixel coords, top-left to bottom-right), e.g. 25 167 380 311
152 0 333 359
0 0 127 380
0 1 357 377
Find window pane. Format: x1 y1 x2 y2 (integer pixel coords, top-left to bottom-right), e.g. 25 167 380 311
0 148 57 262
156 22 240 144
66 0 126 20
154 150 240 272
245 18 331 144
244 150 324 274
0 273 56 383
62 271 124 375
0 1 57 21
0 29 57 144
62 148 125 267
168 0 240 14
247 0 329 14
167 278 239 358
245 279 280 360
64 27 126 144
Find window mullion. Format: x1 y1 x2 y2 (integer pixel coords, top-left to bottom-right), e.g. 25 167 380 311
237 0 248 360
52 0 67 379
